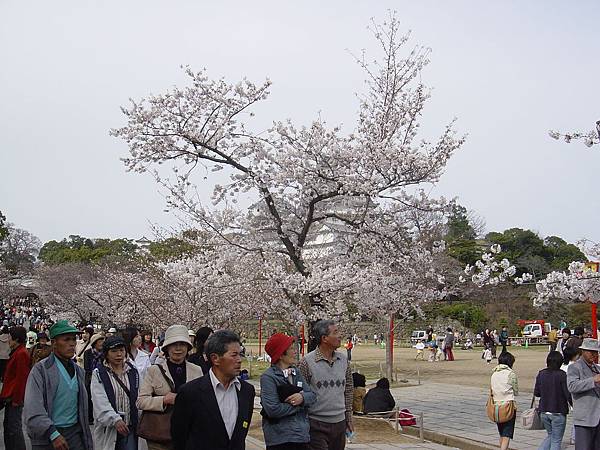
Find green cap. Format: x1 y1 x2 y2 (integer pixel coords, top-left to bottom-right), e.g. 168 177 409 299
49 320 79 339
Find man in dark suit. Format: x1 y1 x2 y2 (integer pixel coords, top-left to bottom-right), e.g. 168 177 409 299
171 329 255 450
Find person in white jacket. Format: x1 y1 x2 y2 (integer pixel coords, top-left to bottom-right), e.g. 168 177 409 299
122 327 150 382
91 335 140 450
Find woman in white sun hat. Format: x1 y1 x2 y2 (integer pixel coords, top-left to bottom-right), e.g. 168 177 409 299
137 325 203 450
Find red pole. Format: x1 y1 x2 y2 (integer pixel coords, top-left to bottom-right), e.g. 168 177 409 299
592 303 598 339
300 324 305 356
258 317 263 356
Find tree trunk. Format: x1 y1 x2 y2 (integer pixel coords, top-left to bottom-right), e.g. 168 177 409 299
386 315 394 381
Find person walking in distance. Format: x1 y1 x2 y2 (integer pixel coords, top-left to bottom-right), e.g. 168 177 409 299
0 326 31 450
567 338 600 449
170 330 255 450
499 326 509 354
344 337 353 362
443 328 454 361
24 320 94 450
299 320 354 450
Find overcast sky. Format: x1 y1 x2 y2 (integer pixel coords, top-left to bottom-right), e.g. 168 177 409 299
1 1 599 245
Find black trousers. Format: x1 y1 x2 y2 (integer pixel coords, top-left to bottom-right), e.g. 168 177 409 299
575 423 600 450
0 359 7 381
4 404 26 450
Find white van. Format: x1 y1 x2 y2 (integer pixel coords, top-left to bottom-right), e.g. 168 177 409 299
411 330 426 342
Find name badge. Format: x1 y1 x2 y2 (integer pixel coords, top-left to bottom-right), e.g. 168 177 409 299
297 381 303 388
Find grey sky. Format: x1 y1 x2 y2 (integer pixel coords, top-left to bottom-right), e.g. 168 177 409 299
1 1 599 245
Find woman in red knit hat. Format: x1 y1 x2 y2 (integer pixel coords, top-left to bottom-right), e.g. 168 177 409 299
260 333 316 450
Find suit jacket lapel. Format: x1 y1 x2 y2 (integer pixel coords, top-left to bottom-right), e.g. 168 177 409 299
200 375 230 440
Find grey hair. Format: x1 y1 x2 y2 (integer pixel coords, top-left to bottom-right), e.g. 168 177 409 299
205 330 241 359
313 320 335 345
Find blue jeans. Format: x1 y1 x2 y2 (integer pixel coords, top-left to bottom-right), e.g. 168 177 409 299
539 413 566 450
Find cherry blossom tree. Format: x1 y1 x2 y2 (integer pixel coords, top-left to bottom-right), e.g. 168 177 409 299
111 14 465 346
549 120 600 147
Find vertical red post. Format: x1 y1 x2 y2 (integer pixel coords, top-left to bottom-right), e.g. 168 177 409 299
592 303 598 339
258 317 263 356
300 324 305 356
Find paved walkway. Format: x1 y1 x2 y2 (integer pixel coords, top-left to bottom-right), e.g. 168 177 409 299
246 436 457 449
390 382 572 450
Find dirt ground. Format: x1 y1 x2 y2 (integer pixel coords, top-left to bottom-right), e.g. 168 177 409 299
247 411 422 445
244 342 550 392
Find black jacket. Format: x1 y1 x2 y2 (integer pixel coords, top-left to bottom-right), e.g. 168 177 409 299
363 386 396 414
534 368 572 414
171 374 255 450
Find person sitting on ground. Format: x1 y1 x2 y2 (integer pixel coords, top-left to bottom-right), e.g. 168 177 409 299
352 372 367 414
363 377 396 415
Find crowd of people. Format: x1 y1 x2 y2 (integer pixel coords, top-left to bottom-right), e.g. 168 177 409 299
488 326 600 450
0 316 368 450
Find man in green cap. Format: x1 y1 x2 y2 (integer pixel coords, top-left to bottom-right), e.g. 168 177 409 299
23 320 93 450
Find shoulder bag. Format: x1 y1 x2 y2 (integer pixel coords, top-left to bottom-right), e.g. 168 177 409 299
521 394 544 430
486 389 516 424
137 365 175 443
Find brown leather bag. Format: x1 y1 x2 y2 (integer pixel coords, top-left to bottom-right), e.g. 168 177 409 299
137 365 175 443
486 389 516 424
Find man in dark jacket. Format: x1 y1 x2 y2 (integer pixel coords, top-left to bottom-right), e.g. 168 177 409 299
171 330 255 450
499 327 509 354
363 377 395 415
0 326 30 450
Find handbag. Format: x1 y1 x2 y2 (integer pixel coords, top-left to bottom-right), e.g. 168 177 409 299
522 394 544 430
277 383 303 403
137 365 175 443
486 389 516 424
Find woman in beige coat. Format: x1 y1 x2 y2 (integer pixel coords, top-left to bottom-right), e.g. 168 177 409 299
137 325 203 450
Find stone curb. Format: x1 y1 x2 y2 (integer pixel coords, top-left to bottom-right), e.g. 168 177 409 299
401 426 497 450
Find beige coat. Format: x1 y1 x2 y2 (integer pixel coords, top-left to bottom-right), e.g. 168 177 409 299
137 361 203 412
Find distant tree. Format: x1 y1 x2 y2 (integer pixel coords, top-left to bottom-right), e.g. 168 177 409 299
148 237 199 262
445 204 481 265
543 236 586 270
549 121 600 147
39 235 138 265
446 205 476 241
0 223 42 274
437 302 487 331
0 211 8 243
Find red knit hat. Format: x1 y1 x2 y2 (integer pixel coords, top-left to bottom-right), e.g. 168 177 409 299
265 333 295 364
